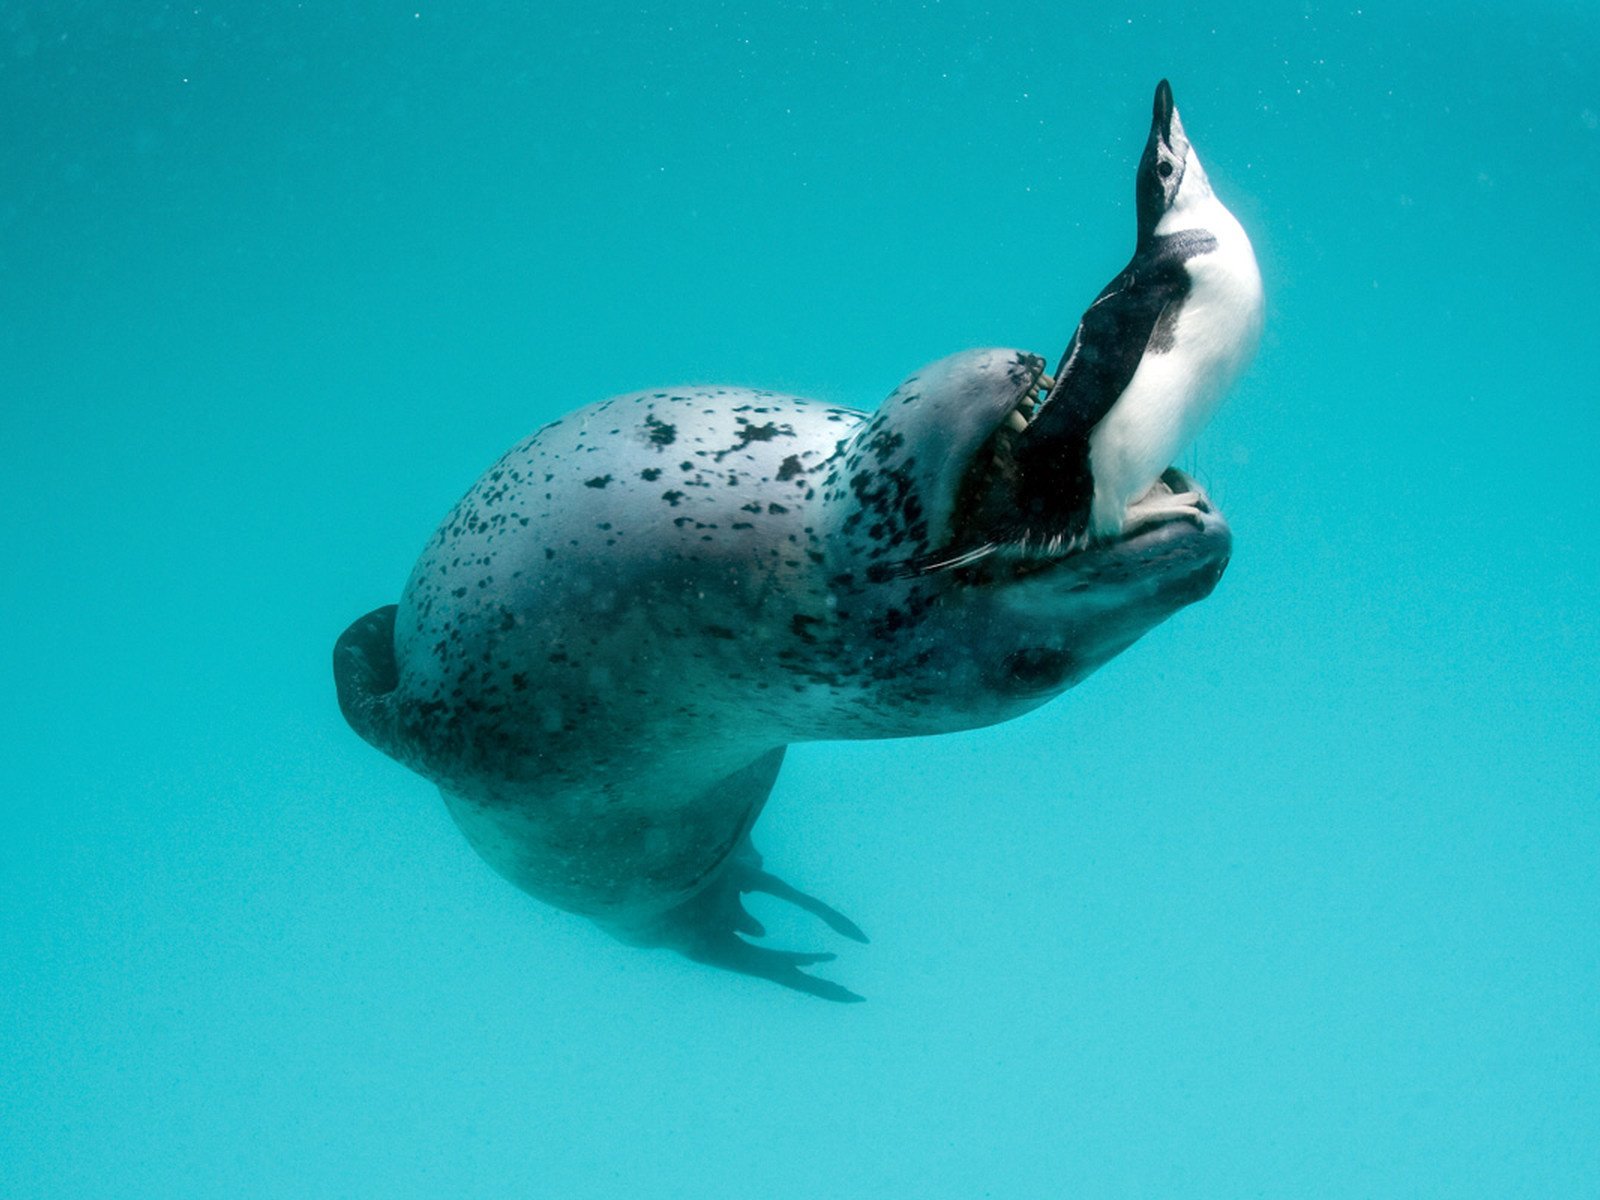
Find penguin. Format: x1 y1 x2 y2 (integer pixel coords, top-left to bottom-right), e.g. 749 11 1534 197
1004 78 1264 553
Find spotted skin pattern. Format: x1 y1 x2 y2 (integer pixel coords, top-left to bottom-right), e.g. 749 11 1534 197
334 348 1232 1000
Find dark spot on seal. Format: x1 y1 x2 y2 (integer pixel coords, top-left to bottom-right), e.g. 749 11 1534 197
790 614 823 643
639 468 663 481
584 475 613 489
776 455 804 481
713 420 794 462
662 490 686 506
645 415 677 446
864 429 904 463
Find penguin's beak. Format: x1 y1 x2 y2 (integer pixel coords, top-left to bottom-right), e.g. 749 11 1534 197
1153 79 1176 147
1151 78 1193 156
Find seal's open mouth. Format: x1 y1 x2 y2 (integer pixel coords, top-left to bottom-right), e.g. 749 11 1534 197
916 358 1222 576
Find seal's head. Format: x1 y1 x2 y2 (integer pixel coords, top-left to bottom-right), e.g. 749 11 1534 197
819 348 1230 732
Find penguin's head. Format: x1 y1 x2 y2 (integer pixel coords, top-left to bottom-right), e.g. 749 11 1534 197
1138 79 1215 238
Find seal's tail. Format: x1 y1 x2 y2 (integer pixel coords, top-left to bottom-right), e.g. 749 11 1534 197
333 604 405 760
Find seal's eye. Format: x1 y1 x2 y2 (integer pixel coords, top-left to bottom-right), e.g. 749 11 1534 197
995 647 1076 695
1157 161 1174 178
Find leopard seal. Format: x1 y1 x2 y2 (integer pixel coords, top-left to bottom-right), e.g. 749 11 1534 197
334 348 1232 1001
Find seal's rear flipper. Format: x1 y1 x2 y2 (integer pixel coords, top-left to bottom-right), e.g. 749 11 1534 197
646 838 867 1002
333 604 404 759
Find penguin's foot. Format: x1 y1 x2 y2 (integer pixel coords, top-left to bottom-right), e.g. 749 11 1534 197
642 840 868 1002
1122 473 1210 537
1122 490 1204 534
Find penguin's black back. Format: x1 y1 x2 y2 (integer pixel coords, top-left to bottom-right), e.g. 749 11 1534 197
1012 228 1218 536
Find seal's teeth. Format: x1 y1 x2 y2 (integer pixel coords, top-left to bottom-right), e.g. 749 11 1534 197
1005 410 1028 433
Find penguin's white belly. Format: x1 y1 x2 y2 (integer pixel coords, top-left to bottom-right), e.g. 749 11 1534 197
1087 251 1263 534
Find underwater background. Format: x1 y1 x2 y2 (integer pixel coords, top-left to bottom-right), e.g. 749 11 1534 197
3 2 1596 1196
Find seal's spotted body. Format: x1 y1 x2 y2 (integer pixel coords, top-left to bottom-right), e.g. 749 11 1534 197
336 349 1234 1000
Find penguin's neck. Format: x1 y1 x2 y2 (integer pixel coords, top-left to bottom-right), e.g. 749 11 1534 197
1152 193 1263 347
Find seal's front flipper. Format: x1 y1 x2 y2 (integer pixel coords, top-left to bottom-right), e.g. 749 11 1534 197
745 869 869 944
645 837 866 1002
683 937 862 1004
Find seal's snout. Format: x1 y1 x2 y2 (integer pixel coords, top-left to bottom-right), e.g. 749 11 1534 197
1112 469 1232 604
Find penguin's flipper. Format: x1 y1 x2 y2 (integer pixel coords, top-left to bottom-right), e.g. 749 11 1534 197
1033 263 1189 444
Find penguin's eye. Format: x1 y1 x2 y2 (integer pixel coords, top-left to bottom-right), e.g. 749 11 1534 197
1157 161 1174 178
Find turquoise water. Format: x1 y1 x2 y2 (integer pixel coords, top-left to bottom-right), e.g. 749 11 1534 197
4 3 1597 1195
